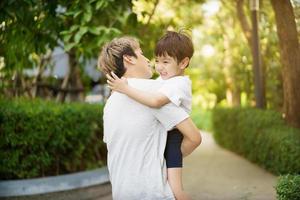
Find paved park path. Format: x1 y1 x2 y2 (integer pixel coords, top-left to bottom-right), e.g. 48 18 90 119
100 131 277 200
182 131 277 200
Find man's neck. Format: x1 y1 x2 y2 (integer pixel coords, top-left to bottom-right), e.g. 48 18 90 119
123 74 137 79
123 72 143 79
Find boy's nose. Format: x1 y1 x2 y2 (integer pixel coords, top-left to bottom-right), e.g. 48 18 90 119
155 63 163 71
154 64 160 71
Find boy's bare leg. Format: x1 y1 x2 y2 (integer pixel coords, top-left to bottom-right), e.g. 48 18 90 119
167 168 192 200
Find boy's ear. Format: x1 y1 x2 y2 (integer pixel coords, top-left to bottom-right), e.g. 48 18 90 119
180 57 190 69
123 55 137 65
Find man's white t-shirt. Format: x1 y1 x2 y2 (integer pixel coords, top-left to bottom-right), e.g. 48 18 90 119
103 78 189 200
157 76 192 114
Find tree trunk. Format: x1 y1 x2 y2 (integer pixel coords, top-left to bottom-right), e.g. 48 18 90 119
223 32 241 107
55 48 85 103
32 54 51 98
32 65 42 98
13 71 22 97
236 0 252 46
236 0 266 108
271 0 300 128
215 7 241 107
67 66 84 102
56 50 75 103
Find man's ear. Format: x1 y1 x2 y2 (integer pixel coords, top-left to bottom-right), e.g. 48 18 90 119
180 57 190 69
123 55 137 65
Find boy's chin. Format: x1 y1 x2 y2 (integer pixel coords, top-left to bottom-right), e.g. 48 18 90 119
160 74 176 80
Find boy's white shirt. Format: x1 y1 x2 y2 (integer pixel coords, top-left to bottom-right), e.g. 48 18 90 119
157 76 192 114
103 78 189 200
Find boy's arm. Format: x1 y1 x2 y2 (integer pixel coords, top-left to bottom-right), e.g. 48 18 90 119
106 72 170 108
150 103 201 157
175 118 202 157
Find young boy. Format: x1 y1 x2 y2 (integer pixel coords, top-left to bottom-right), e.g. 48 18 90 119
106 31 195 200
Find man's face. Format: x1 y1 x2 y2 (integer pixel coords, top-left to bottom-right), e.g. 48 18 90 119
155 54 183 80
133 48 153 79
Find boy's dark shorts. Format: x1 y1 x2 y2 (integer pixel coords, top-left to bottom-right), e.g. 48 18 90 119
164 128 183 168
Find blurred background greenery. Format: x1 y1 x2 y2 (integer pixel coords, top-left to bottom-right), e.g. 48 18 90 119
1 2 300 196
1 0 299 111
1 0 299 128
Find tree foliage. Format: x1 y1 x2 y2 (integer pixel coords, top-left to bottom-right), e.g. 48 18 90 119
1 0 299 122
0 0 135 72
0 0 136 99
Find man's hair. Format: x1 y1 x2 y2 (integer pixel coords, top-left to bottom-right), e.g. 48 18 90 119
155 30 194 65
98 36 140 78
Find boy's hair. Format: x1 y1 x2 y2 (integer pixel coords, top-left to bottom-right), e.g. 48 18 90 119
155 31 194 65
98 36 140 78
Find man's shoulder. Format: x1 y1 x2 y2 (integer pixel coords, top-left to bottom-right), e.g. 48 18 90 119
128 78 158 84
165 76 191 84
128 78 161 91
162 76 191 90
104 92 127 108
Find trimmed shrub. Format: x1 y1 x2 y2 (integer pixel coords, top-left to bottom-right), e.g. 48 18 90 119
276 174 300 200
0 98 106 180
212 107 300 175
191 108 212 132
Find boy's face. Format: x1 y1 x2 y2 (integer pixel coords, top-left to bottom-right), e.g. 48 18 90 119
155 54 184 80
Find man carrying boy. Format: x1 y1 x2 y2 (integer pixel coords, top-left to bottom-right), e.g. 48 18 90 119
98 36 201 199
107 31 195 200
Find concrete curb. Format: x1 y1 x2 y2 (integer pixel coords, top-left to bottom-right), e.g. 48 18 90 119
0 167 109 197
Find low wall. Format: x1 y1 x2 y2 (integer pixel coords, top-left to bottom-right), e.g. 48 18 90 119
0 167 111 200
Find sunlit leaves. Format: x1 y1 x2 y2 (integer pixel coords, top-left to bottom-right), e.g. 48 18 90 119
0 0 133 71
74 26 88 44
0 0 62 71
82 4 92 23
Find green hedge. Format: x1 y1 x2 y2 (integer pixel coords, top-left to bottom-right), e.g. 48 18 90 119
0 98 106 180
212 107 300 175
191 108 212 132
276 174 300 200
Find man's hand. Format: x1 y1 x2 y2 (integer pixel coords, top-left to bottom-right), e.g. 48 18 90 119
106 71 129 94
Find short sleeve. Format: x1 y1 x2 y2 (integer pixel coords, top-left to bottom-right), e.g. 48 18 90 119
151 103 189 131
158 77 190 106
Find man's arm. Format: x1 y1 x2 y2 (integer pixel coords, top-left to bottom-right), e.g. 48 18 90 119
106 72 170 108
176 118 202 157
